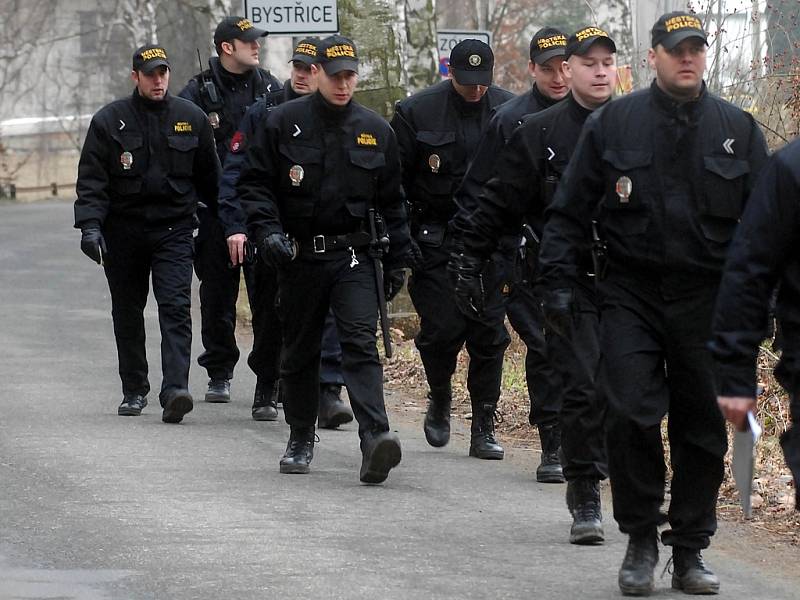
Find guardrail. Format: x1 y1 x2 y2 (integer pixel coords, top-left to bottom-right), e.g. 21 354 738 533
0 182 75 199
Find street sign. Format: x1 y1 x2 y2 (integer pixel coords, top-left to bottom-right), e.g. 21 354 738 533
244 0 339 36
436 30 493 77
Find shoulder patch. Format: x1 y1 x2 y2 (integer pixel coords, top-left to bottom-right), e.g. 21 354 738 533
230 130 246 153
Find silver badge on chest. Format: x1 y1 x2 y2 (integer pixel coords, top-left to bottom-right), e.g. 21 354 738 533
428 154 441 174
120 152 133 170
615 176 632 203
289 165 305 187
208 112 220 129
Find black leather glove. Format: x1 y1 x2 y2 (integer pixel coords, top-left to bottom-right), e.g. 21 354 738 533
384 268 406 301
449 252 486 319
259 233 296 269
541 287 575 338
406 239 424 271
80 227 107 265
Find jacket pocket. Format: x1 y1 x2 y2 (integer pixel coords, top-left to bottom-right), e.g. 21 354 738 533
601 149 652 235
167 135 199 177
414 130 457 199
109 132 144 177
277 143 322 219
346 149 385 212
415 222 447 247
698 156 749 243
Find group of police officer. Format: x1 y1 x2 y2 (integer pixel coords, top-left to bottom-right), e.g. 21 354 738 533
73 10 799 597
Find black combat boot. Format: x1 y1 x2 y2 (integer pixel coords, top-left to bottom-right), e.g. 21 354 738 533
251 379 279 421
567 478 604 545
469 402 504 460
423 383 452 447
279 427 316 474
671 547 720 595
536 424 565 483
318 384 354 429
618 531 659 596
359 430 402 484
161 388 194 424
205 378 231 403
118 394 147 416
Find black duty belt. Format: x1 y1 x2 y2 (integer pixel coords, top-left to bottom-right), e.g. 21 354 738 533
298 232 371 255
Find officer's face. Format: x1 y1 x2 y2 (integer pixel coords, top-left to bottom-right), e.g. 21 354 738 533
226 39 261 70
132 66 169 101
529 56 569 101
448 68 489 103
649 38 707 99
312 65 358 106
564 45 617 108
291 61 317 95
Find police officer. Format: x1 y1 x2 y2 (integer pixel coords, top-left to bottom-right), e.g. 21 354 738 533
452 26 617 545
74 44 219 423
390 40 514 459
180 16 282 404
238 35 410 483
219 38 353 427
454 27 569 481
533 13 767 595
711 141 800 512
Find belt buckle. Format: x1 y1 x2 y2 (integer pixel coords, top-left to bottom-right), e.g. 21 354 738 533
313 235 326 253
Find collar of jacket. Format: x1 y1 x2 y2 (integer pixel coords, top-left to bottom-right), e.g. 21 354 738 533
284 79 304 102
650 78 706 123
209 56 257 91
132 89 170 112
311 91 352 122
567 92 607 121
447 80 487 115
530 83 560 110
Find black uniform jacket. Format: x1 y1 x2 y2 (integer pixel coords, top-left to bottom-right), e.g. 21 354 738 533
711 140 800 397
237 92 411 267
179 58 281 164
390 79 514 224
461 93 595 259
74 90 219 229
454 84 562 234
537 81 769 290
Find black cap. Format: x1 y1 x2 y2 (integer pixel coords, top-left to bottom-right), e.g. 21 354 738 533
529 28 567 65
317 35 359 75
213 16 267 46
449 39 494 86
651 12 708 50
290 37 320 66
565 26 616 60
132 44 170 74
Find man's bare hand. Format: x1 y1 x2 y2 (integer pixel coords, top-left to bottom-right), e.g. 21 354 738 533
717 396 756 432
227 233 247 266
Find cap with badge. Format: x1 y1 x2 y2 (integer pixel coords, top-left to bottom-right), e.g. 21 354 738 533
449 39 494 86
651 11 708 50
132 44 170 73
213 16 267 47
316 35 359 75
290 37 320 66
530 27 567 65
565 26 617 59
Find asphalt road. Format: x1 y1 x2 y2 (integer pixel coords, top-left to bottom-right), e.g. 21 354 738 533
0 200 797 600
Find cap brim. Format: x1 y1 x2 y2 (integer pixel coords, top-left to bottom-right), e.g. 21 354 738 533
659 30 707 50
452 68 492 86
322 59 359 75
238 28 268 42
289 54 316 66
570 36 617 58
140 59 170 74
534 47 566 65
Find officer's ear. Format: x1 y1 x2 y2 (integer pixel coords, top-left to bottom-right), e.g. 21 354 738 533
527 60 536 79
220 40 235 57
647 47 657 70
131 70 139 85
562 59 573 82
310 63 321 78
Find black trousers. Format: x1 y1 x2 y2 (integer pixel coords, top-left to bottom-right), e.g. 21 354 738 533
243 258 281 384
598 275 726 549
545 281 606 481
194 216 241 380
497 245 560 427
776 348 800 505
408 238 509 406
277 251 387 437
102 216 194 404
